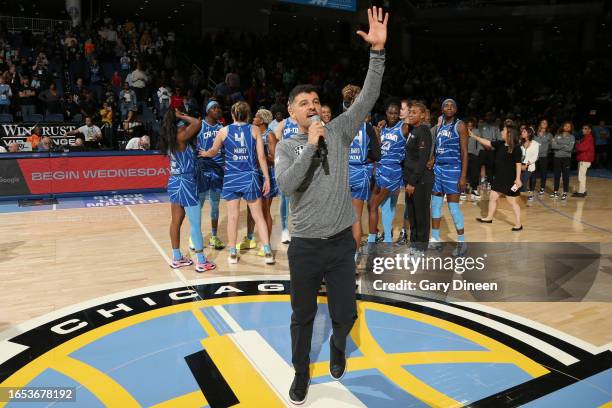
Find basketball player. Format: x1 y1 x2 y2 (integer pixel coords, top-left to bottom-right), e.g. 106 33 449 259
195 100 225 249
321 105 333 124
345 85 380 260
238 109 278 256
429 99 468 257
160 110 216 273
368 99 408 244
274 114 300 244
396 98 412 245
199 101 274 264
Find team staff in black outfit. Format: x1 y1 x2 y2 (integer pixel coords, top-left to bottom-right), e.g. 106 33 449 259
403 102 434 254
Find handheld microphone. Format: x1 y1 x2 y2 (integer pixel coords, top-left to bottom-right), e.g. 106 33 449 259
310 115 327 160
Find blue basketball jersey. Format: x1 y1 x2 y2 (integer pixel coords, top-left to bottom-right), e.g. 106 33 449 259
435 119 462 165
224 123 257 173
262 128 273 159
379 120 406 166
282 118 300 140
196 120 224 168
169 144 196 176
349 123 370 165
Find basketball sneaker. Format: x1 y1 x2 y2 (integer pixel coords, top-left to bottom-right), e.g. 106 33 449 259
281 229 291 244
264 251 275 265
228 252 239 264
236 236 256 251
170 256 193 269
209 236 225 250
428 238 443 251
195 261 216 273
395 229 407 245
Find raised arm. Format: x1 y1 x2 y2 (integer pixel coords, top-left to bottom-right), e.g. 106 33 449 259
175 111 201 142
469 130 493 149
328 7 388 146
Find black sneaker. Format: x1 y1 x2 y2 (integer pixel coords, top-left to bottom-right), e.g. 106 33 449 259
289 372 310 405
538 188 545 196
329 336 347 381
561 192 567 201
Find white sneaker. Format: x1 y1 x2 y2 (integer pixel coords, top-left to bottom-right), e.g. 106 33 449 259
264 251 275 264
281 229 291 244
228 252 239 264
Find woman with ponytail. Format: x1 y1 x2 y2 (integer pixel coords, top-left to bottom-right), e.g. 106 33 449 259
160 109 216 272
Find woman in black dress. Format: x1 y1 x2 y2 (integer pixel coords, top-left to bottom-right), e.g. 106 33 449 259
470 120 523 231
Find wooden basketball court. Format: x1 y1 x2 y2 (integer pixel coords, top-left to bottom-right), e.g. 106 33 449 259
1 175 611 347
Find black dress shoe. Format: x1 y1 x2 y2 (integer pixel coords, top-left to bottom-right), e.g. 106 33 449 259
512 226 523 231
289 372 310 405
329 336 346 381
476 218 493 223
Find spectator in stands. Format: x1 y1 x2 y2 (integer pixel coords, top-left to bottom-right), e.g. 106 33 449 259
8 142 20 153
38 82 61 115
125 135 150 150
119 53 130 77
65 116 102 144
170 87 183 111
573 124 595 198
0 75 12 113
183 89 198 114
79 91 98 119
26 126 42 150
89 58 104 87
0 145 6 153
63 92 81 120
129 62 148 104
157 83 171 118
84 38 95 61
37 136 53 152
73 77 86 98
111 71 122 90
18 76 37 120
70 137 86 151
119 82 137 120
100 102 113 126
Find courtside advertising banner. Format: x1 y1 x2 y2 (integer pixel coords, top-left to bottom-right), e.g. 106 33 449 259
0 123 79 149
0 154 170 197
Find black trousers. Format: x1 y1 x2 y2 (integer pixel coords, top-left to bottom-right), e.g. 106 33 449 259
407 181 433 252
479 149 494 180
530 156 549 191
288 228 357 374
553 157 571 192
467 153 481 191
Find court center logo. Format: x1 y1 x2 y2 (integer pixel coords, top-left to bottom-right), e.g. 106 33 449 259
0 278 610 407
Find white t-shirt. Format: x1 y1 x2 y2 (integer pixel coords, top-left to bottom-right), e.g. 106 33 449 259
125 137 142 150
521 141 540 172
78 125 102 142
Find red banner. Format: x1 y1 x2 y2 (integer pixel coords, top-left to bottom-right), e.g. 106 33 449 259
16 155 171 194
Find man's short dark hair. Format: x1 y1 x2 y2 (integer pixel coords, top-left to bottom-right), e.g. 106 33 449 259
384 97 401 112
288 84 319 105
